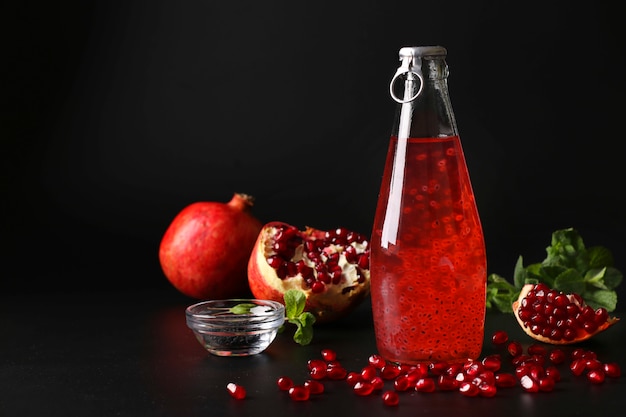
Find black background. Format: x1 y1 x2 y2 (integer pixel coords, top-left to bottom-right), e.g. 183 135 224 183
3 1 626 303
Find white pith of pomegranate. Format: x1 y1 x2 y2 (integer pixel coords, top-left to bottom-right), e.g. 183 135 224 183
247 221 371 323
512 283 619 345
159 193 263 300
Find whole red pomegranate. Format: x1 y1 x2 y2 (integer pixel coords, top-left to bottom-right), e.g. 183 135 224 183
247 221 371 323
159 193 263 299
513 283 619 344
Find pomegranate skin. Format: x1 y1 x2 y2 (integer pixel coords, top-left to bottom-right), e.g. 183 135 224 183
159 193 263 299
247 221 371 324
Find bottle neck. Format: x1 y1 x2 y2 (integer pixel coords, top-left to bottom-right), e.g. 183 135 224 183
391 56 457 139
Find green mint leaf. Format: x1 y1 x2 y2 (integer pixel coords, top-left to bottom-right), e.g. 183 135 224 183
486 274 518 313
543 228 589 272
582 289 618 311
513 256 526 289
289 312 316 345
283 290 316 345
524 262 544 281
553 268 585 295
229 303 258 315
488 228 622 314
588 246 614 268
602 267 623 290
584 267 609 290
284 289 306 319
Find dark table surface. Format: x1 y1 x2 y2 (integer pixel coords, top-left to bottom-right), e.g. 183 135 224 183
2 289 624 417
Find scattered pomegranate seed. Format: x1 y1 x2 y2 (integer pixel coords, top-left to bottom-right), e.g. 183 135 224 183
326 365 348 380
368 354 386 369
263 345 621 404
226 383 246 400
429 360 449 375
304 379 325 394
527 344 547 356
288 385 310 401
353 381 375 396
494 372 517 388
604 362 621 378
380 364 402 380
507 340 523 357
459 381 480 397
415 377 436 392
491 330 509 345
570 358 587 376
370 376 385 391
393 374 412 391
437 375 459 391
321 348 337 362
345 372 361 387
538 377 555 392
481 355 502 372
360 365 377 380
382 390 399 406
548 348 566 364
544 366 561 382
277 376 294 391
587 369 606 384
478 381 498 397
519 375 540 393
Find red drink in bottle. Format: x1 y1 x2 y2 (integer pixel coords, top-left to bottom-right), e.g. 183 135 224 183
370 135 486 364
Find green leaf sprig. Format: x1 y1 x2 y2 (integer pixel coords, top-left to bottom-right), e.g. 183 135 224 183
282 289 316 345
486 228 623 314
229 289 316 346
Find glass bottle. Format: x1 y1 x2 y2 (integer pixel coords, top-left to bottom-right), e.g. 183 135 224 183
370 46 487 364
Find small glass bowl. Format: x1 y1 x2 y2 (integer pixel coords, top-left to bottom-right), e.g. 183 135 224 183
185 299 285 356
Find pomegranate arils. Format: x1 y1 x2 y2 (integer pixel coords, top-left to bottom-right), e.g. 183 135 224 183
368 354 386 369
353 381 375 396
264 224 370 292
549 348 566 364
382 390 399 406
519 375 540 393
304 379 325 394
360 365 377 381
513 283 619 344
370 376 385 391
268 344 621 404
226 382 246 400
415 377 437 392
494 372 517 388
587 370 605 384
604 362 621 378
481 354 502 372
345 372 361 387
321 348 337 362
277 376 294 391
288 385 310 401
380 364 402 380
491 330 509 345
459 381 480 397
393 374 412 391
326 365 348 380
570 358 587 376
507 340 523 357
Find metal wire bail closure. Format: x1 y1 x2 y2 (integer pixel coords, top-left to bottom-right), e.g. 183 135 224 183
389 69 424 104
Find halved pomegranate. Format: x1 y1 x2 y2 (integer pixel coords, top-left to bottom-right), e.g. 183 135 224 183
247 221 370 323
513 283 619 345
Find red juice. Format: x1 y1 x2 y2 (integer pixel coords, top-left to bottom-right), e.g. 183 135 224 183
370 135 486 364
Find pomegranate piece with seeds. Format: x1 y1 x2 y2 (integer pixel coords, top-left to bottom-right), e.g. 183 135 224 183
513 283 619 345
248 221 371 323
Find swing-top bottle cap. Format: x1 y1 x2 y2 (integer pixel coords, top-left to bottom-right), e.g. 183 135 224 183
398 46 447 59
